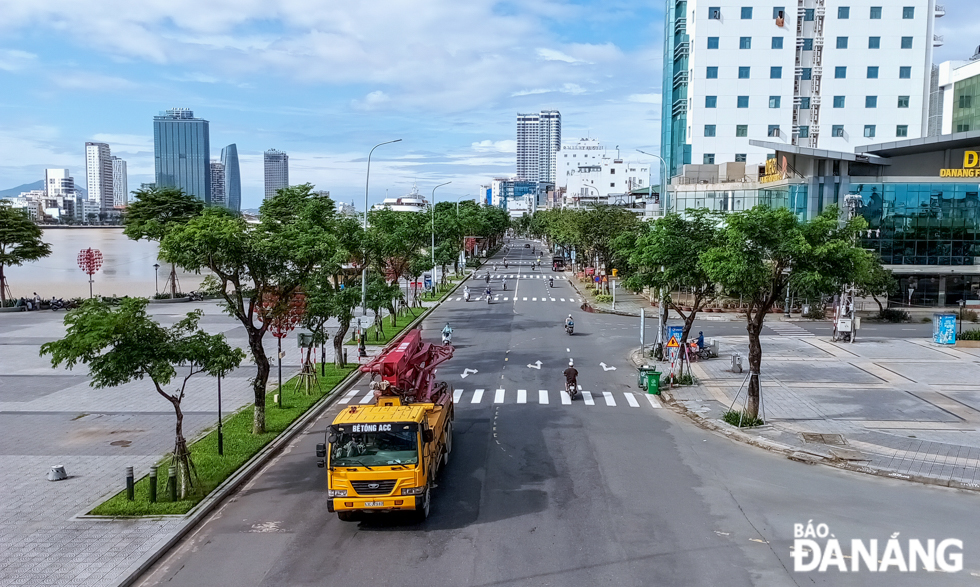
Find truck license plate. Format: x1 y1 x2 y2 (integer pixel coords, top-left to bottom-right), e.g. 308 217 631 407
364 501 384 507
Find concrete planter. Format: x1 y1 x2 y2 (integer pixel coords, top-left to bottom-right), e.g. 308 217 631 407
0 306 25 313
148 297 191 304
955 340 980 348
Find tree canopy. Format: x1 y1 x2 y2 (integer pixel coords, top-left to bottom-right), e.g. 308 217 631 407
0 201 51 304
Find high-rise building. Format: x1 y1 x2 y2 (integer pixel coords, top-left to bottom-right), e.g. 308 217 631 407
661 0 939 178
936 53 980 134
45 169 75 199
264 149 289 200
85 142 113 211
516 110 562 182
210 160 226 207
220 144 241 212
111 156 128 208
153 108 211 203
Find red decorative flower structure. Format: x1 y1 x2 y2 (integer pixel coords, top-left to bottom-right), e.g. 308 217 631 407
255 288 308 403
77 248 104 298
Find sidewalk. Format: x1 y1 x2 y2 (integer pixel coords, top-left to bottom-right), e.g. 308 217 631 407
631 335 980 490
0 292 457 587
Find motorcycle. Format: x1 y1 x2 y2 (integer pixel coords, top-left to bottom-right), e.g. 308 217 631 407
188 291 204 301
485 274 490 284
442 331 452 345
502 281 507 291
548 278 553 288
464 290 471 302
565 322 574 335
566 380 578 400
486 294 492 305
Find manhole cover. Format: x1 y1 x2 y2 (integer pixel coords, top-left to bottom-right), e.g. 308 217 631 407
801 433 845 445
109 440 132 447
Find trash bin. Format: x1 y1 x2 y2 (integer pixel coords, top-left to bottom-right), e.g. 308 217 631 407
637 366 654 390
646 371 661 395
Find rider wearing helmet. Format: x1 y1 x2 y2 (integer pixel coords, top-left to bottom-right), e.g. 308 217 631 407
565 314 574 329
563 359 578 393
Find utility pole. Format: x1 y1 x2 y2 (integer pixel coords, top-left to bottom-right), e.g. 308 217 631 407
836 194 864 343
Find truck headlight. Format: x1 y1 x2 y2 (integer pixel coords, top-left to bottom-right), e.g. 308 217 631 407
328 489 347 497
401 486 425 496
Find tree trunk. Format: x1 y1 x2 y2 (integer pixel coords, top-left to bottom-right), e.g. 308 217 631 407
872 294 883 315
171 399 194 499
170 263 178 298
0 264 6 305
745 312 764 419
373 309 384 339
248 329 270 434
334 316 351 368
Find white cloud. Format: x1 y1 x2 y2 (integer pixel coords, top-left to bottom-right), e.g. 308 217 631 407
0 48 36 71
470 140 516 153
627 93 662 104
51 72 139 91
536 48 582 63
511 88 551 97
561 83 585 95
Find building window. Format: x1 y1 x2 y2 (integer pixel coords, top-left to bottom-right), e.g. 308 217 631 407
902 6 914 19
771 66 782 79
704 154 716 164
866 96 877 108
957 124 971 133
800 97 811 109
735 153 747 162
898 95 910 108
800 68 812 80
836 37 848 49
838 6 849 19
708 37 719 49
802 38 813 51
738 66 750 78
736 125 748 137
769 95 781 108
704 125 717 137
610 168 616 174
740 37 752 49
867 66 879 79
610 183 615 187
832 125 844 137
869 36 880 49
960 95 973 108
737 95 749 108
772 37 784 49
773 7 785 19
901 37 913 49
799 126 810 138
899 66 911 79
835 66 846 78
709 7 721 19
870 6 881 19
768 125 780 137
864 125 876 138
833 96 845 108
706 66 718 78
741 6 753 18
705 96 717 108
896 125 908 137
804 8 814 21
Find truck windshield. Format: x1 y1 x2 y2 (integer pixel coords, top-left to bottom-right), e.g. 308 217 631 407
330 426 419 467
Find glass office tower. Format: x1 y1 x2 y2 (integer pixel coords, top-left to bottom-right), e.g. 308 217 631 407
153 108 211 203
220 143 241 212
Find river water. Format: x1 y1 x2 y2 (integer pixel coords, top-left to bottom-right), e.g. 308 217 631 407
5 228 206 299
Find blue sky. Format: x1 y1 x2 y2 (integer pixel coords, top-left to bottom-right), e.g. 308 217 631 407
0 0 976 210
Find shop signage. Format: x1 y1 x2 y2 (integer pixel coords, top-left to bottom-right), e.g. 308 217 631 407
760 157 784 183
939 151 980 178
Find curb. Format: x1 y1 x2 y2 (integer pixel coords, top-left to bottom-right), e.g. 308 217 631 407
115 291 457 587
626 346 980 494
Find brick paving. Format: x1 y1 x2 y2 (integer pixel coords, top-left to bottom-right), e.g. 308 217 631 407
651 334 980 488
0 295 451 586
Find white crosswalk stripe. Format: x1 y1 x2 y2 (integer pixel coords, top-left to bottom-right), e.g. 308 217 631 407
453 389 463 403
539 389 549 404
358 391 374 404
602 391 616 406
645 394 662 409
471 388 485 403
494 389 505 404
764 321 815 337
517 389 527 403
625 393 640 407
339 389 359 404
582 391 595 405
336 388 663 410
560 390 572 404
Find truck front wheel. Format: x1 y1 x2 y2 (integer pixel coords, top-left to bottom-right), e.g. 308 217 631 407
442 422 453 467
337 511 358 522
416 486 431 521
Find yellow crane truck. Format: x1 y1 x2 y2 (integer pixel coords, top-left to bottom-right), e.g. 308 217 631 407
316 329 454 521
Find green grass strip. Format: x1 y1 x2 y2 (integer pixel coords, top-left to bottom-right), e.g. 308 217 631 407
89 364 355 516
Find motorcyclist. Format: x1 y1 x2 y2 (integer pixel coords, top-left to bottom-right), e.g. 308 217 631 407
548 277 554 288
485 273 491 284
485 286 492 303
563 359 578 395
565 314 574 329
696 331 705 350
463 286 471 301
442 323 453 342
502 278 507 291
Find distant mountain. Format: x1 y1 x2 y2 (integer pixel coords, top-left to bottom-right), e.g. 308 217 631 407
0 180 87 199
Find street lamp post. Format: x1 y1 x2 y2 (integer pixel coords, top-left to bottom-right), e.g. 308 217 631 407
362 139 402 316
637 149 669 215
431 182 451 287
153 263 160 295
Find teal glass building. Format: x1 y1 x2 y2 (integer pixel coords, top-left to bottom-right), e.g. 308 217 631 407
153 108 211 204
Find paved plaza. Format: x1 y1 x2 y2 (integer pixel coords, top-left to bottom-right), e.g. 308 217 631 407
0 300 401 586
654 335 980 488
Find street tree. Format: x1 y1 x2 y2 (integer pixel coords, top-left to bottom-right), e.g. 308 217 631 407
0 201 51 304
162 185 339 434
123 187 205 297
40 298 244 498
854 253 898 315
701 205 868 418
625 210 721 371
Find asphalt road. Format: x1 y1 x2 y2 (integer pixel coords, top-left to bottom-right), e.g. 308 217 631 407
136 239 980 587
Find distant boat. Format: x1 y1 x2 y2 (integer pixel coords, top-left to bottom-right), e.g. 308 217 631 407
372 184 428 212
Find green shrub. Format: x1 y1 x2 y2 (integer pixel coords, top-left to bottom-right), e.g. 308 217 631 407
722 410 765 427
662 373 695 386
963 309 979 323
594 294 613 303
960 329 980 341
879 308 911 323
803 305 826 319
921 316 932 323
